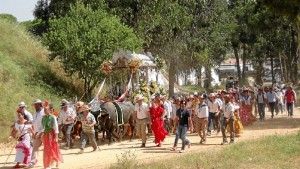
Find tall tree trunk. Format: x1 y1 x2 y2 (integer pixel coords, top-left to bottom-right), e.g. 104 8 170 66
184 73 187 85
255 60 263 86
84 77 88 101
196 66 202 86
169 60 175 97
288 26 297 83
279 51 285 82
204 66 211 91
232 42 241 81
241 43 247 85
291 26 300 83
270 54 274 86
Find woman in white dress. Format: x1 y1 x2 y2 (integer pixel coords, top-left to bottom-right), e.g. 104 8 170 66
12 110 34 168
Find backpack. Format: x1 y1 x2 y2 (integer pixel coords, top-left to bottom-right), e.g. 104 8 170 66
285 90 295 103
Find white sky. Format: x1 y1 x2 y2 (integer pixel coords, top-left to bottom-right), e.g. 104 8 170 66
0 0 38 22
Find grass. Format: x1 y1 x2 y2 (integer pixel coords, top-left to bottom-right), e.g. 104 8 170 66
109 132 300 169
0 19 83 142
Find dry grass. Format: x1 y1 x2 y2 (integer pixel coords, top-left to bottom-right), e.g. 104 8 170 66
109 132 300 169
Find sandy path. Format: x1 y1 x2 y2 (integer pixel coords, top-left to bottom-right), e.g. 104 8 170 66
1 110 300 169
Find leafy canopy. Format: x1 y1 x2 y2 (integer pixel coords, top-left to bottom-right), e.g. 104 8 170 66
43 1 142 99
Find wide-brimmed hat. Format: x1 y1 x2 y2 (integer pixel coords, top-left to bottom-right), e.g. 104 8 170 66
33 99 42 104
60 101 69 107
18 101 27 108
198 94 204 99
135 95 144 101
80 105 90 112
76 101 84 108
209 93 216 98
224 94 231 98
273 87 279 91
243 87 249 92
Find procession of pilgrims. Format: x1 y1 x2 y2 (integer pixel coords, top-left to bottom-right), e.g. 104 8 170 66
10 84 297 168
8 51 297 168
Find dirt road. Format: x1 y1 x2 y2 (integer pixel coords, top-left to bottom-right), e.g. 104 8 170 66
1 110 300 169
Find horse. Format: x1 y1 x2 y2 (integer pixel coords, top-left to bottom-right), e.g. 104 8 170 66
97 100 135 144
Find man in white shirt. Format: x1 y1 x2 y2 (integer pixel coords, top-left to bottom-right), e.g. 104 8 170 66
194 95 208 144
58 100 77 149
256 88 266 121
207 93 221 136
221 95 235 145
275 87 284 115
134 95 149 148
266 87 277 118
29 99 45 167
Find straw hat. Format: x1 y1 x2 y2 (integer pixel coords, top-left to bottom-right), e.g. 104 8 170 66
80 105 90 112
224 94 231 98
18 101 27 108
76 101 84 108
135 95 144 101
33 99 42 104
209 93 216 98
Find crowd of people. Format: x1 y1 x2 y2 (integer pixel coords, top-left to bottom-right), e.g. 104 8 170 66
134 84 297 151
9 84 297 168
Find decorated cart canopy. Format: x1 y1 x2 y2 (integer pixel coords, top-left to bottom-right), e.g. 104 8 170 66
99 49 168 102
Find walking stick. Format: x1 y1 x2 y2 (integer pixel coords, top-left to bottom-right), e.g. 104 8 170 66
3 139 16 167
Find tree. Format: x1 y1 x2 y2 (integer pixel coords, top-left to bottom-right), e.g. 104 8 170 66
106 0 194 96
260 0 300 83
43 1 142 100
32 0 106 35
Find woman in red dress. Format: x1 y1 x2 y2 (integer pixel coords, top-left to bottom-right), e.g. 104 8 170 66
150 94 168 147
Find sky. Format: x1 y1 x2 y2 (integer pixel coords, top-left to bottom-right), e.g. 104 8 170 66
0 0 38 22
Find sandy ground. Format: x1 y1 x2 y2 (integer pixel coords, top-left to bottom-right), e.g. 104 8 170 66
1 109 300 169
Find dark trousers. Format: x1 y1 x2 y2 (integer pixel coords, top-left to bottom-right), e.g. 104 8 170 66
287 103 294 116
269 102 276 118
257 103 265 121
207 112 220 133
221 117 234 142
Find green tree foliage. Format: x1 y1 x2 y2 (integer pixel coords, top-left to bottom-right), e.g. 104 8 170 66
32 0 106 35
260 0 300 83
43 1 142 100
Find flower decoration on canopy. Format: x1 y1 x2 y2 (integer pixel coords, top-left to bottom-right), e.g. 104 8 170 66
154 56 166 69
100 60 113 75
132 79 150 103
150 81 158 95
126 56 142 73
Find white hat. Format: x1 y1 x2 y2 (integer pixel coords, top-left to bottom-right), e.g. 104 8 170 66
209 93 216 98
135 95 144 101
33 99 42 104
80 105 91 112
18 101 27 108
